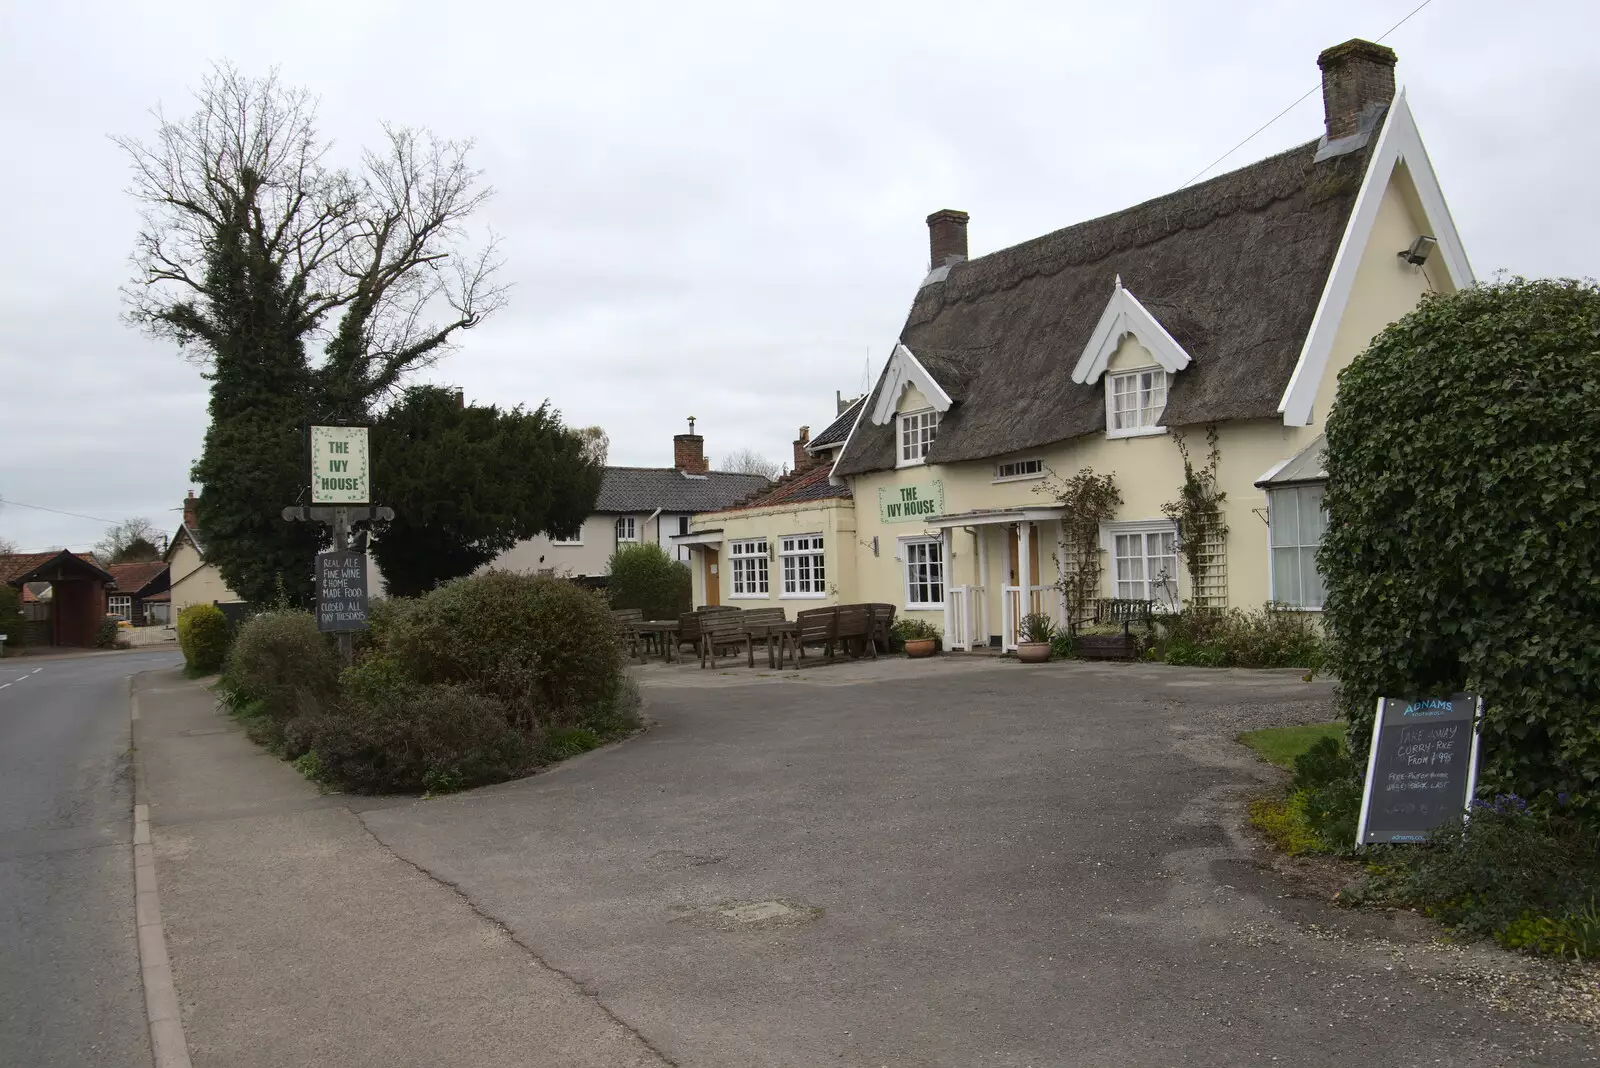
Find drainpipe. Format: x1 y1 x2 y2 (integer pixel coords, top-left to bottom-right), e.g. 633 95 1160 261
645 507 663 553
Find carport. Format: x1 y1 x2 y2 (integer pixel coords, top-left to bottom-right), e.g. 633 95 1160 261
2 550 114 647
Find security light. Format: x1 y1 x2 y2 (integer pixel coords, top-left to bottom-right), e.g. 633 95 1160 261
1399 235 1437 266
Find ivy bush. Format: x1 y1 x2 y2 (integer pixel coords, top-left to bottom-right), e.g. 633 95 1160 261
1321 279 1600 819
177 603 231 674
607 543 692 621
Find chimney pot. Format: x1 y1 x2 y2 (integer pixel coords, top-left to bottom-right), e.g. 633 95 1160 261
1317 38 1397 143
926 209 970 270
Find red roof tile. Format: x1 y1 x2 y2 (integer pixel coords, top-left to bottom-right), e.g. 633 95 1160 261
107 561 169 594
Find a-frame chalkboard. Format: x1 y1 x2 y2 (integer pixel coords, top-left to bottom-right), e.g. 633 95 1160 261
1355 694 1482 846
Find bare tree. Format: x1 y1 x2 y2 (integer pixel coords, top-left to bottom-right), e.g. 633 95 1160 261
117 63 505 407
0 536 17 557
719 449 783 480
574 426 610 467
95 518 162 563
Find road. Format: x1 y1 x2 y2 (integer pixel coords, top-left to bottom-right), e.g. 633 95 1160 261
0 649 181 1067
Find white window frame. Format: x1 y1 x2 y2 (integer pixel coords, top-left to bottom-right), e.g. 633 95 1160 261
897 408 940 467
1268 484 1328 610
1101 520 1181 610
614 516 637 543
550 527 584 546
107 594 133 620
779 533 826 598
729 538 769 598
900 536 945 610
993 457 1045 483
1105 365 1169 438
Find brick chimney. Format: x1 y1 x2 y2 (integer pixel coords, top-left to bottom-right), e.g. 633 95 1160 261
792 426 811 472
1317 39 1397 143
926 209 969 270
673 417 708 473
182 490 198 529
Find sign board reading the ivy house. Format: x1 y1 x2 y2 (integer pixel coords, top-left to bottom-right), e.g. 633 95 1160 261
316 550 370 632
878 479 945 524
310 425 371 504
1355 693 1482 846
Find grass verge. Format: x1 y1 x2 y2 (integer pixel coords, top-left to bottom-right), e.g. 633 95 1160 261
1237 722 1344 768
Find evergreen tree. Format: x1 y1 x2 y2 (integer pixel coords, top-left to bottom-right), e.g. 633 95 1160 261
370 387 602 596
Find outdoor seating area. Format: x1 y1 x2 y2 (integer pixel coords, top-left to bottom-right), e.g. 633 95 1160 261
610 603 898 670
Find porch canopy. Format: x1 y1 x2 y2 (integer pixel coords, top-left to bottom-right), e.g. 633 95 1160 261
922 506 1065 527
670 528 725 548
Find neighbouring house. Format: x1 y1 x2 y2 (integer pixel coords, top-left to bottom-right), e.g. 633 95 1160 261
166 491 244 616
1 550 115 647
677 396 863 607
105 561 172 626
805 38 1467 650
490 423 771 582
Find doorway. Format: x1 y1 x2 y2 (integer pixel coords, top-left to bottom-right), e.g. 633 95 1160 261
702 548 720 607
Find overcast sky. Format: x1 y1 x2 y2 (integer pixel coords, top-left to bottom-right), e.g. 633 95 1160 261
1 0 1595 552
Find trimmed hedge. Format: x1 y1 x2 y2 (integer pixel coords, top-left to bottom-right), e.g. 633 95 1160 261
1321 279 1600 819
177 603 230 673
388 570 624 731
607 543 691 622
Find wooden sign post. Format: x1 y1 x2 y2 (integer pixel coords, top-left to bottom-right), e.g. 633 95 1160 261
1355 693 1483 846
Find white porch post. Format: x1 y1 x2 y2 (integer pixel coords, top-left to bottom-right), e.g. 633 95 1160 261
940 526 953 642
976 527 990 645
1019 520 1033 625
1055 517 1068 626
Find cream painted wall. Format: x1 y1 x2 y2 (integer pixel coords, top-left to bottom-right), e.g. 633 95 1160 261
490 511 696 578
687 500 856 610
838 167 1443 637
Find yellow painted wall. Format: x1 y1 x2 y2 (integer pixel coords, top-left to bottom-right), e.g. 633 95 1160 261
688 500 856 609
490 514 618 577
169 551 240 615
840 168 1441 636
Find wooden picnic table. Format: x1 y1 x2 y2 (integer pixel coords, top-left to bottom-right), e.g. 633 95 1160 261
744 620 799 669
633 620 681 663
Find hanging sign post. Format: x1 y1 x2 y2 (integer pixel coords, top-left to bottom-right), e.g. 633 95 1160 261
1355 693 1483 846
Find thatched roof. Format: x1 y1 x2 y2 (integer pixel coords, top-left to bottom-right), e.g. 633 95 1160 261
835 132 1376 476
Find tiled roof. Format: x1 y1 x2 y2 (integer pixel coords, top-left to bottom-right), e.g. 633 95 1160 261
108 561 169 594
806 397 864 452
0 550 114 586
716 462 852 513
144 590 171 602
593 467 771 513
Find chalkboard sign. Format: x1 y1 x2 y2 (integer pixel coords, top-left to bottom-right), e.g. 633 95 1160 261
1356 694 1482 845
316 550 370 633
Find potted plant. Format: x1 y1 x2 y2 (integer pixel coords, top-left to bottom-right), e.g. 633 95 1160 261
893 618 940 658
1017 613 1055 663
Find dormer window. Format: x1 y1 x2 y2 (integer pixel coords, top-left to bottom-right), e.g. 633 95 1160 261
1107 368 1167 437
899 409 939 465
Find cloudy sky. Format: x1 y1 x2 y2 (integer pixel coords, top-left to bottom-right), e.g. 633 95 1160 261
1 0 1595 552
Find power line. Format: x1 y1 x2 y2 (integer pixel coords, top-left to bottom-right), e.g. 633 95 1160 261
1181 0 1438 188
0 497 122 526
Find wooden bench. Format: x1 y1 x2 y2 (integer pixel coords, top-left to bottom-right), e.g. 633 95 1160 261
835 604 877 659
610 608 643 660
678 606 740 656
700 608 761 669
868 603 896 654
795 606 839 662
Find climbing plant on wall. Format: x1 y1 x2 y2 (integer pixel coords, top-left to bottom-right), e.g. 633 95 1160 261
1037 468 1121 623
1162 426 1228 610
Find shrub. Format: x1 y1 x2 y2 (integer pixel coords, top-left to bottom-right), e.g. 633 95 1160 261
220 610 340 733
607 543 692 621
177 603 230 673
1050 632 1075 660
387 570 624 731
1290 737 1363 848
296 680 541 795
1321 279 1600 818
892 617 939 642
1359 805 1600 954
95 615 120 648
1158 606 1326 669
1018 612 1055 644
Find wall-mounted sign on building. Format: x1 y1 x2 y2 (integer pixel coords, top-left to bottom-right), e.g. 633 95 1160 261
878 479 944 524
310 425 371 504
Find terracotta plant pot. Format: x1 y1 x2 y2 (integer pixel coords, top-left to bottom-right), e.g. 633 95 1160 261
1017 641 1052 663
904 638 937 658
